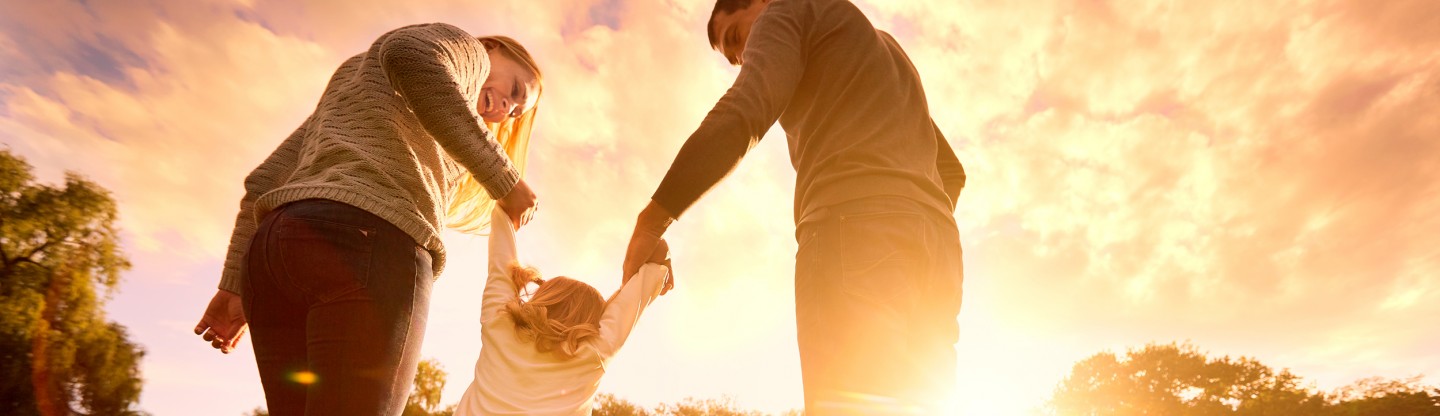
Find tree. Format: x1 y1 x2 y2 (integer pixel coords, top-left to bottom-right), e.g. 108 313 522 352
1052 342 1329 415
1051 342 1325 415
402 358 456 416
1327 376 1440 416
0 149 144 415
593 393 653 416
593 394 795 416
657 396 766 416
1051 342 1440 416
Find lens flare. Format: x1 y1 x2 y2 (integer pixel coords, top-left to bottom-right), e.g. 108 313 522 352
289 371 317 385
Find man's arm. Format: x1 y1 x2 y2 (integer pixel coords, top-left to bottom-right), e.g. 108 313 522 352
626 2 811 281
649 1 810 217
932 119 965 210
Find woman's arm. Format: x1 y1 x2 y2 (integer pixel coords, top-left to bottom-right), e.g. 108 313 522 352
217 123 307 295
196 122 306 354
480 207 521 322
378 23 521 200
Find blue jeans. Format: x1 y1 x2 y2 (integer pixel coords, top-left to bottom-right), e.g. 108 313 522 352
795 196 964 415
243 199 433 416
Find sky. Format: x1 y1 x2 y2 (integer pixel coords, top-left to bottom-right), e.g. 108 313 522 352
2 0 1438 414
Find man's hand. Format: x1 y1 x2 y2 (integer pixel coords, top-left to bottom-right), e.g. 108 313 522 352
496 178 538 229
194 289 247 354
623 200 675 291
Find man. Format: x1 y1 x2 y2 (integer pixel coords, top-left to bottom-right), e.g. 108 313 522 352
621 0 966 414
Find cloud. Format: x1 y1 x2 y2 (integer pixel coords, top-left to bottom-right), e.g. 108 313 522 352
862 0 1440 400
3 0 1437 415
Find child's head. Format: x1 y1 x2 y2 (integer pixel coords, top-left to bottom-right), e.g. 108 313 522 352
503 265 605 357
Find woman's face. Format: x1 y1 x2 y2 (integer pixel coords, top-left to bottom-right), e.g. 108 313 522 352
479 48 540 123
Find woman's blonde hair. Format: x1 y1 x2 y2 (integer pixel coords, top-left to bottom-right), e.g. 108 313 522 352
503 265 605 358
446 35 545 233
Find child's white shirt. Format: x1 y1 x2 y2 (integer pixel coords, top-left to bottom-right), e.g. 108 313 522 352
454 209 669 416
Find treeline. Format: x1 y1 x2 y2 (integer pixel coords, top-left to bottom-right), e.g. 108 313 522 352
317 342 1440 416
1052 342 1440 415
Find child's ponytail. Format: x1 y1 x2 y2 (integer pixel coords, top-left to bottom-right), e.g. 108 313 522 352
502 268 605 358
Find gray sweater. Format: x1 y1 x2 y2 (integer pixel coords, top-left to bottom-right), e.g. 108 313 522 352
219 23 518 294
652 0 964 223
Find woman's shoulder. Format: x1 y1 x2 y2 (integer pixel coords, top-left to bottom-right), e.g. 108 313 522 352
376 23 475 43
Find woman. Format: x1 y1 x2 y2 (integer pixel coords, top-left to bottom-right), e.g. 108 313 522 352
191 23 544 415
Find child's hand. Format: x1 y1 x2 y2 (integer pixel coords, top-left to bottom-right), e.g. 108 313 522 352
648 239 675 295
647 238 670 264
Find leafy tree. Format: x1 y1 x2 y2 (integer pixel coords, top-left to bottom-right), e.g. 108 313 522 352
405 359 447 415
244 407 269 416
594 393 653 416
1051 342 1440 416
1327 376 1440 416
0 149 144 415
594 394 797 416
402 358 456 416
1052 342 1328 415
657 396 765 416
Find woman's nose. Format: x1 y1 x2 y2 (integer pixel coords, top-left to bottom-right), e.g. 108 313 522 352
499 98 513 116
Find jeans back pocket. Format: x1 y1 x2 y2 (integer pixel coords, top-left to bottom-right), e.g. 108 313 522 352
838 211 926 307
275 217 376 303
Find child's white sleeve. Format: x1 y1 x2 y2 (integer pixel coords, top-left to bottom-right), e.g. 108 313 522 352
480 208 521 323
595 263 669 357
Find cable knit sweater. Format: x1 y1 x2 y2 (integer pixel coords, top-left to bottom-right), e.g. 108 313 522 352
218 23 520 294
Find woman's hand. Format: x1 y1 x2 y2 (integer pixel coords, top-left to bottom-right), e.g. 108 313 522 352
194 289 248 354
496 178 538 229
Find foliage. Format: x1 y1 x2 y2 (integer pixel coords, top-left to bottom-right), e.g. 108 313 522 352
0 149 145 415
1327 376 1440 416
594 393 798 416
1051 342 1440 416
403 358 456 416
658 396 766 416
404 359 448 415
593 393 654 416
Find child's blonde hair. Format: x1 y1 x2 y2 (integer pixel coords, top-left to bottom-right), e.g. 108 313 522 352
503 265 604 358
445 35 544 234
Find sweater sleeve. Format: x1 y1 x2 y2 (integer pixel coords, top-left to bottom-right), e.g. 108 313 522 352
217 124 306 295
932 119 965 210
481 207 521 323
595 263 669 357
379 23 520 199
650 1 809 217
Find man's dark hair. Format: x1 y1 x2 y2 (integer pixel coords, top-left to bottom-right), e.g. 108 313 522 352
707 0 754 50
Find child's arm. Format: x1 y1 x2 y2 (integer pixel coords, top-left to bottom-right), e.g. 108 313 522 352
480 207 521 323
595 240 671 357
